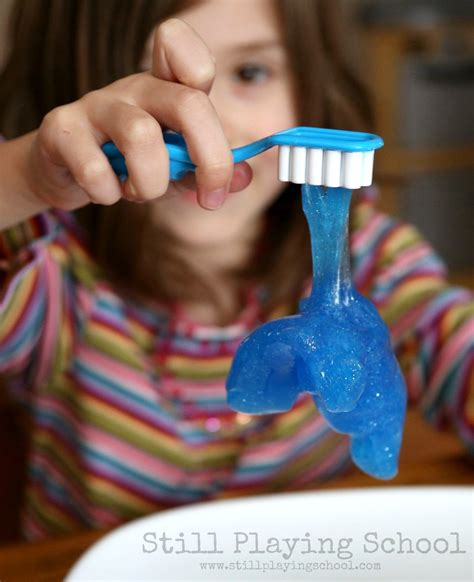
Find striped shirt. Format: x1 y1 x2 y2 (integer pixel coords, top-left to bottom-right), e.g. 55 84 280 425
1 187 473 540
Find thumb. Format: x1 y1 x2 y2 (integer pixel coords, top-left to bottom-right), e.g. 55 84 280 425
152 18 216 94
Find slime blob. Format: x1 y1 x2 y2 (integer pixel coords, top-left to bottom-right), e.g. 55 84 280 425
227 185 407 479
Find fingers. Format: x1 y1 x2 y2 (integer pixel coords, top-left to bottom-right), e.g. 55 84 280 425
152 18 216 94
40 106 123 205
87 74 235 208
147 82 233 208
149 19 233 207
121 77 234 208
96 101 169 201
229 161 253 193
54 18 248 209
171 161 253 207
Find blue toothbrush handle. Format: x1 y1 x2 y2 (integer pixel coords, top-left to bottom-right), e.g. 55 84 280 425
101 131 273 182
102 134 195 181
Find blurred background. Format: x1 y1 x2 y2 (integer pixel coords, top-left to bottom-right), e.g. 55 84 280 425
348 0 473 287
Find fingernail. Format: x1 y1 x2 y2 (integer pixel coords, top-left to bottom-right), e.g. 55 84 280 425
203 188 226 209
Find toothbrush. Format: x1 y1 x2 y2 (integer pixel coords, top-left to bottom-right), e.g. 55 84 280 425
102 126 383 189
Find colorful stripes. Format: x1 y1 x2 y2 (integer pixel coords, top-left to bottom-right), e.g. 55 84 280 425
0 192 473 540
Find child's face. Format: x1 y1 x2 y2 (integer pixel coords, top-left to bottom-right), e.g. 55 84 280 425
141 0 297 248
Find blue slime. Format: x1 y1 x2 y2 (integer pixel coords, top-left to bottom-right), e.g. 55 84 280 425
226 184 407 479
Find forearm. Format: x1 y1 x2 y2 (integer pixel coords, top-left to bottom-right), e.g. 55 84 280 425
0 132 48 230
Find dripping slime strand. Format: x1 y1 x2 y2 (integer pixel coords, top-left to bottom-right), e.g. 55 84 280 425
227 184 407 479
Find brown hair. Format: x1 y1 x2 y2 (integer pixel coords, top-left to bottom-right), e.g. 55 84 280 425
0 0 373 324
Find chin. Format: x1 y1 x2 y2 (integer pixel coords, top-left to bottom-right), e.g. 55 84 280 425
169 215 249 248
152 181 276 248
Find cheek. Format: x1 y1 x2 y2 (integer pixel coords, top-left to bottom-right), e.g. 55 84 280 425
267 82 298 127
248 146 284 204
250 146 277 180
255 99 297 137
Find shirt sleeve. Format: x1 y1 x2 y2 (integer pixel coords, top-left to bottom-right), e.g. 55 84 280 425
0 211 90 389
363 216 474 452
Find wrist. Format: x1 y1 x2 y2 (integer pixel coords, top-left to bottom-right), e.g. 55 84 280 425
0 131 49 230
16 131 49 209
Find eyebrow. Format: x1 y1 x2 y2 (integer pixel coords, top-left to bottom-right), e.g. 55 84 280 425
222 40 284 55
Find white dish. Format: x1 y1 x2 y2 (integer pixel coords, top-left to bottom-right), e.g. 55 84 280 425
66 486 473 581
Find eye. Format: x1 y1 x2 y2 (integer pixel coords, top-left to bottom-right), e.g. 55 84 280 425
234 63 271 84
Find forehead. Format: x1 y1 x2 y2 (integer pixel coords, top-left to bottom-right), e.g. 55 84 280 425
176 0 281 49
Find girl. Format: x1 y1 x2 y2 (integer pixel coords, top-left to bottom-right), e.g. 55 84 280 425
0 0 472 540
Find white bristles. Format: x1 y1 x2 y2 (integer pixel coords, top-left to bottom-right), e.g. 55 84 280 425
361 150 374 187
291 146 307 184
278 145 290 182
307 148 323 185
323 150 342 187
343 151 363 189
278 146 375 189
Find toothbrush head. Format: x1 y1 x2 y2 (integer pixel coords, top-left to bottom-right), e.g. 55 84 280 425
278 147 375 189
271 127 383 189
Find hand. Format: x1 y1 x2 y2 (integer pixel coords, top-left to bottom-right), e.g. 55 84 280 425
26 18 252 211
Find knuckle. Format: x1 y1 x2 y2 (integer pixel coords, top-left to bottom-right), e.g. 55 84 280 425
205 157 234 174
41 105 72 139
80 89 101 107
39 106 78 159
75 159 110 189
122 116 159 149
43 105 67 127
198 157 234 190
190 60 215 86
176 87 210 114
178 60 215 91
